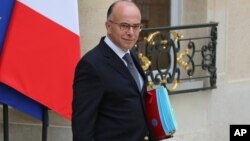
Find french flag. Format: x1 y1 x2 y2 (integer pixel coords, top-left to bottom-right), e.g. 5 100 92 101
0 0 80 120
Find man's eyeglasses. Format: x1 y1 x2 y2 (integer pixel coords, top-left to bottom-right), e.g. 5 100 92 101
109 20 143 32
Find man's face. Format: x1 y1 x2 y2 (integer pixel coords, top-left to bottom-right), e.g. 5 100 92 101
106 2 142 52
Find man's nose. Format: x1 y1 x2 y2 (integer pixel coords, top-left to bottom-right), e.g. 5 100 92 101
127 26 135 34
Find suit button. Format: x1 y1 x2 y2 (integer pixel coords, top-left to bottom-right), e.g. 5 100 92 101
144 136 149 141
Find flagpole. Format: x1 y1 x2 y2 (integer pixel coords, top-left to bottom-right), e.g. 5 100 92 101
3 104 9 141
42 106 49 141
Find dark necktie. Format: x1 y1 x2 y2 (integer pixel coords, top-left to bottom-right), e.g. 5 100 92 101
123 53 141 90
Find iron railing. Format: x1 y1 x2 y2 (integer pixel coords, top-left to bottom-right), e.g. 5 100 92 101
136 22 218 94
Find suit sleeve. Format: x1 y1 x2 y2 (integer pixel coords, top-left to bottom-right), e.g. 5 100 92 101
72 58 103 141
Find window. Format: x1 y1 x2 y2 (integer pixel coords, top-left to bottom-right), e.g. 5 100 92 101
134 0 171 28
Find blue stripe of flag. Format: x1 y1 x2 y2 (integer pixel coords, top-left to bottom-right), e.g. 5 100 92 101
0 83 43 120
0 0 43 120
0 0 15 53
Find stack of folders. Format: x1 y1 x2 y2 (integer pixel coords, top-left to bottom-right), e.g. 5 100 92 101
145 85 178 140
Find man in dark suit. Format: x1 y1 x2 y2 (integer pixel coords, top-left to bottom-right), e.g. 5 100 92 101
72 0 156 141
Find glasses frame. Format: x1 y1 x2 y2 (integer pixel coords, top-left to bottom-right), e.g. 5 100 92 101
109 20 143 32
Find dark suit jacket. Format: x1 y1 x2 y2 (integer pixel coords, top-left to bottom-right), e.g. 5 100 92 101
72 37 156 141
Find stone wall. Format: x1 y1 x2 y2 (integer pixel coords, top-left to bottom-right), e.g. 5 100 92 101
167 1 250 141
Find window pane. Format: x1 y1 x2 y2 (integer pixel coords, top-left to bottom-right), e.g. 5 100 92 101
134 0 171 28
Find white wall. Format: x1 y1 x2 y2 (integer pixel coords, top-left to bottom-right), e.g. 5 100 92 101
78 0 114 55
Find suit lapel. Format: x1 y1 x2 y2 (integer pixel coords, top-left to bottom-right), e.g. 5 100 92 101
99 38 148 118
130 49 148 116
99 39 140 92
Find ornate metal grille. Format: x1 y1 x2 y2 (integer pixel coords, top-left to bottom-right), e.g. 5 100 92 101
136 22 218 94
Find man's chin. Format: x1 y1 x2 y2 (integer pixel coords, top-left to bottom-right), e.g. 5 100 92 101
125 46 134 50
120 45 133 51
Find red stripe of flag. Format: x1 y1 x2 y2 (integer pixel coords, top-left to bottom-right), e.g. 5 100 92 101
0 0 43 120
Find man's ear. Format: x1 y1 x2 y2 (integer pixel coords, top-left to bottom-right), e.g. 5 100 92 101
105 21 112 34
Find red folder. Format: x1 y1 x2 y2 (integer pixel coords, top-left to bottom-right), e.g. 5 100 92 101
145 89 174 140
